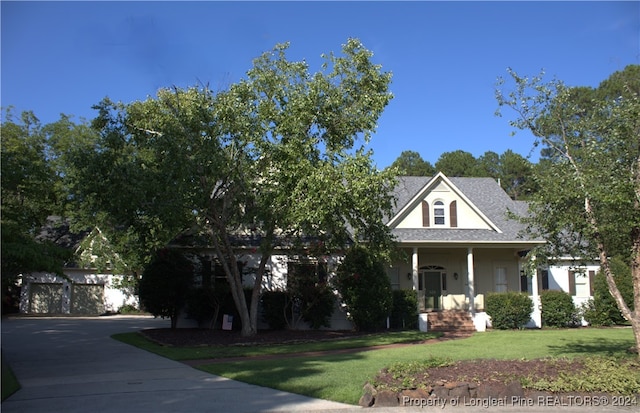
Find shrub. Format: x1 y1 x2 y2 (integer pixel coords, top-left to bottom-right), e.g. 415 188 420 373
118 304 143 314
583 257 633 326
333 246 393 331
300 284 336 329
540 290 578 327
485 291 533 329
390 290 418 329
261 290 288 330
580 299 613 327
138 249 193 329
186 287 223 329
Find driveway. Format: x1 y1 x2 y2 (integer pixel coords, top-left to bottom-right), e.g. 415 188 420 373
1 316 356 413
2 316 634 413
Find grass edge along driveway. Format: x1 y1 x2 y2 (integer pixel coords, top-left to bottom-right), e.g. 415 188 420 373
114 327 636 405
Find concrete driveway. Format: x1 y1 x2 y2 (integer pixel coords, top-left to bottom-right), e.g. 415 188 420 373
1 316 356 413
2 316 634 413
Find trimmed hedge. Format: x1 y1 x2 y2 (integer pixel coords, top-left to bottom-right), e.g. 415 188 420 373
540 289 578 327
334 246 393 331
390 289 418 330
261 290 288 330
485 291 533 329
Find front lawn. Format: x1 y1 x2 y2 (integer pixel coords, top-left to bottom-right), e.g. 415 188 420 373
114 327 636 405
198 328 636 404
112 329 442 360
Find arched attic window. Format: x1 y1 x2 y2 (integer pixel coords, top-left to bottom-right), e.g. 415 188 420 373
423 200 458 227
434 201 445 225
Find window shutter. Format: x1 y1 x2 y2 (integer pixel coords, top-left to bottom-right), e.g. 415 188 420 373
422 201 430 227
537 269 543 292
588 270 595 296
568 271 576 296
449 200 457 227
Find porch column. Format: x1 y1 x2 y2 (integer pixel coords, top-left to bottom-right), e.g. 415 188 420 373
530 256 542 328
467 247 475 315
412 247 419 291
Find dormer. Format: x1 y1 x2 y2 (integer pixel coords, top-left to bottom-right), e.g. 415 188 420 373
388 172 501 232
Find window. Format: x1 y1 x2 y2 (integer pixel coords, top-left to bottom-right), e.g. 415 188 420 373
434 201 445 225
539 269 549 290
495 267 508 292
388 267 400 290
287 260 328 289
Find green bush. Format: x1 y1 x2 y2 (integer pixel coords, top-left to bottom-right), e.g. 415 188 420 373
485 291 533 329
333 246 393 331
540 290 578 327
186 287 224 329
138 249 193 329
583 257 633 326
118 304 143 314
261 290 288 330
300 284 336 329
580 299 613 327
390 290 418 329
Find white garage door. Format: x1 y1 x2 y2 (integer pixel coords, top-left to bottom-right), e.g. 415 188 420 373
29 283 63 313
71 284 105 315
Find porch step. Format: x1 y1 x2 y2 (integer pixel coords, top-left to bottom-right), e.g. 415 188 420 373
425 310 475 332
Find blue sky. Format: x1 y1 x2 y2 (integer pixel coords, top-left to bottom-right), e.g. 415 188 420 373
2 1 638 168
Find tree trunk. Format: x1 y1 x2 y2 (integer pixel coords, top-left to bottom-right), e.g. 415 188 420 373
588 197 640 357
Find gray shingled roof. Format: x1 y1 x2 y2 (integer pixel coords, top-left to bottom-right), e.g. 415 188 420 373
388 176 544 245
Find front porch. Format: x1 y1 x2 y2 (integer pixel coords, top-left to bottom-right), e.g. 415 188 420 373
389 246 543 331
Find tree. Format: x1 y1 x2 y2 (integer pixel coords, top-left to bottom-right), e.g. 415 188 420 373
434 150 478 177
333 246 393 331
138 249 193 329
0 110 73 309
496 64 640 355
498 150 537 200
68 39 396 336
388 150 435 175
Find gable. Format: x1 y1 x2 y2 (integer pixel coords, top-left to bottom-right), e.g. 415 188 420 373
389 173 500 232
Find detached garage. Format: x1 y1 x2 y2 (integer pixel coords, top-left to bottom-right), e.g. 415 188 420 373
20 271 135 315
29 283 64 313
71 284 105 314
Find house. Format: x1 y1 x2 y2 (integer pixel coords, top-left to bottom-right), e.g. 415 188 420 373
384 173 547 331
20 174 597 331
19 218 138 315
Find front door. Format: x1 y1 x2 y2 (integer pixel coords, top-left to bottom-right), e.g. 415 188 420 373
419 271 441 310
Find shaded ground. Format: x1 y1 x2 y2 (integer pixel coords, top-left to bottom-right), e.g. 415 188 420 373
141 328 376 347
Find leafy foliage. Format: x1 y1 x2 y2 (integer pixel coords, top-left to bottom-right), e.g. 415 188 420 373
540 290 578 328
388 150 435 176
65 38 396 336
138 249 193 329
582 257 634 326
390 289 418 329
334 246 393 331
485 291 533 329
527 357 640 395
495 64 640 354
261 291 288 330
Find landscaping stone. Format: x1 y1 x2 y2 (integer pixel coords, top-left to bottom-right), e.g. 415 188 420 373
448 382 470 399
372 390 399 407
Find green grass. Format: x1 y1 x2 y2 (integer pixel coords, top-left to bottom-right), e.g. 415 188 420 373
114 327 636 405
111 330 443 360
1 351 21 401
198 328 636 404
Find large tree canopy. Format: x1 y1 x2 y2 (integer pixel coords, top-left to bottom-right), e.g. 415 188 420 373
496 64 640 356
0 111 72 286
67 38 396 336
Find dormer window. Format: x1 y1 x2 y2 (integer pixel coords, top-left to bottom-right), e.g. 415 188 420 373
434 201 445 225
421 199 457 227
